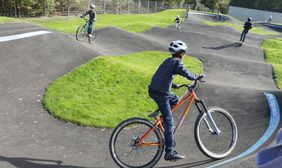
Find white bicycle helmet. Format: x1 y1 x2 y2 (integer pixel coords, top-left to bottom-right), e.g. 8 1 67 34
169 40 188 54
248 17 252 21
90 4 96 9
177 15 180 18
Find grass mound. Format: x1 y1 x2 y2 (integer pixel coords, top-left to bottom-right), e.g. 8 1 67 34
44 51 203 128
261 38 282 89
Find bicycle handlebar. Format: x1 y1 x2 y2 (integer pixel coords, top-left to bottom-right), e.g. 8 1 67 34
177 75 205 91
80 17 89 22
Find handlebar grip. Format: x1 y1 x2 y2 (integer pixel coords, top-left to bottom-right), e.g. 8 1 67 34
197 74 205 81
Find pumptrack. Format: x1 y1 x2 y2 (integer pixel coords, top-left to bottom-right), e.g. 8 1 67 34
0 14 281 168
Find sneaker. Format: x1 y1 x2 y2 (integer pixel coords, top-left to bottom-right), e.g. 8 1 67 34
88 34 92 37
241 41 244 45
164 151 185 161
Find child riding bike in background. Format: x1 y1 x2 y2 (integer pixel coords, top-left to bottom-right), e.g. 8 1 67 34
80 4 96 37
174 15 181 29
148 40 203 161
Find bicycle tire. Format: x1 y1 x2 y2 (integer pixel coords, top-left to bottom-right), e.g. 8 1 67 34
109 117 164 168
76 25 86 41
88 30 97 44
177 23 181 30
175 23 181 30
194 106 238 159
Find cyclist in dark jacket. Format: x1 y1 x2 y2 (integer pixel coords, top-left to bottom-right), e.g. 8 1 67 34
174 15 180 24
148 40 202 161
81 4 96 37
174 15 181 29
240 17 253 44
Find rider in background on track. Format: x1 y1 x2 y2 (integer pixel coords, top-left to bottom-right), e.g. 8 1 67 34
217 11 223 21
185 7 190 21
80 4 96 37
267 13 273 23
174 15 181 26
148 40 203 161
239 17 253 45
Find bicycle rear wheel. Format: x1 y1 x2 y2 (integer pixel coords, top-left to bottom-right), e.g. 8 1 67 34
76 25 86 41
194 107 238 159
88 30 97 44
109 117 164 168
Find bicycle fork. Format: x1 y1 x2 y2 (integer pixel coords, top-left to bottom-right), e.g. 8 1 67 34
195 100 221 135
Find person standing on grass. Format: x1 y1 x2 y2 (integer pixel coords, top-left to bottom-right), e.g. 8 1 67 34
239 17 253 45
148 40 203 161
80 4 96 37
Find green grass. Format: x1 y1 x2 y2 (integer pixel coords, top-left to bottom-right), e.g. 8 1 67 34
273 64 282 89
261 38 282 89
0 9 184 33
0 16 20 23
44 51 203 128
204 20 279 36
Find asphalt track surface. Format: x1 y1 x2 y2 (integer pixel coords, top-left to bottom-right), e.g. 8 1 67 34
0 15 281 168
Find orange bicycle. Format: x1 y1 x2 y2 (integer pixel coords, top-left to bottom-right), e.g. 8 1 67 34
109 78 238 168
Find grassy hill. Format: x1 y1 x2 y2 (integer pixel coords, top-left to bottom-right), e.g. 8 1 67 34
261 38 282 88
44 51 203 128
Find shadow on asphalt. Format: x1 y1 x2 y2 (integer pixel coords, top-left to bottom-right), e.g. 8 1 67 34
202 43 242 50
0 156 91 168
157 159 214 168
267 26 282 33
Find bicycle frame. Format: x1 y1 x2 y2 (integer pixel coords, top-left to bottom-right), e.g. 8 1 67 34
82 19 95 36
175 22 181 29
83 21 89 32
137 87 221 147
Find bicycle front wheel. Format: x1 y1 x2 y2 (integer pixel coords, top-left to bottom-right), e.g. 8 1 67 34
109 117 164 168
194 107 238 159
88 30 97 44
76 25 86 41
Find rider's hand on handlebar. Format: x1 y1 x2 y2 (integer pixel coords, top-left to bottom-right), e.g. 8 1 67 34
196 74 205 81
172 83 182 89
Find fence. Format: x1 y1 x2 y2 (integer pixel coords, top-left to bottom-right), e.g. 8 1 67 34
54 0 191 16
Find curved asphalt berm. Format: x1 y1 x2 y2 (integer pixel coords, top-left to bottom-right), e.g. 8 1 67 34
0 14 281 168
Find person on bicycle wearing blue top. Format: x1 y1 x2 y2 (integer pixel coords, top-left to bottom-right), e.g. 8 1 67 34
148 40 203 161
81 4 96 37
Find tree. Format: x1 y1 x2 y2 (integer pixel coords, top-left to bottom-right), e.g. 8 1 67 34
201 0 220 10
0 0 3 15
37 0 58 16
56 0 79 12
14 0 37 17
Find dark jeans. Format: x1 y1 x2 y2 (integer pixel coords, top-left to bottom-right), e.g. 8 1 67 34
87 20 94 34
240 29 249 42
149 89 179 155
